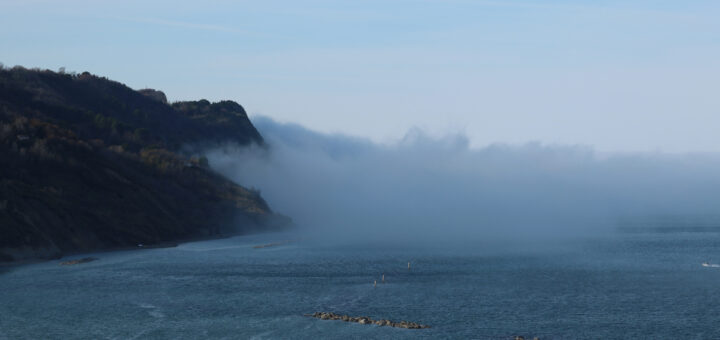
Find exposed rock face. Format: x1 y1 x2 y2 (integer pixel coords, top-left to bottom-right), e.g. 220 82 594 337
305 312 430 329
138 88 168 104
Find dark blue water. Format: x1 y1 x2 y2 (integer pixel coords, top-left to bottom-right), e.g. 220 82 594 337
2 231 720 339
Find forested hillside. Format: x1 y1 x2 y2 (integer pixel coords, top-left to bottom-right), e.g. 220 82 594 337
0 67 289 262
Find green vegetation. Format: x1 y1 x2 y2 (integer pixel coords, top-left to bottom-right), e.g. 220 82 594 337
0 66 289 262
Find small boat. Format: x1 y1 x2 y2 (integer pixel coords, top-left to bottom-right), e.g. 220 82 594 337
702 262 720 268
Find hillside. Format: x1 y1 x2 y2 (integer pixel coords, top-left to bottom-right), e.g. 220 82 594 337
0 67 289 262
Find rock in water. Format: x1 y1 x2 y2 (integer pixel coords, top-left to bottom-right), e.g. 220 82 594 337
305 312 430 329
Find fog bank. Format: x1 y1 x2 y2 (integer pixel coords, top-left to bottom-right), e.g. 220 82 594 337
207 117 720 245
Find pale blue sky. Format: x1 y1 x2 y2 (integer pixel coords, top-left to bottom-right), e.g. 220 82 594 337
2 0 719 152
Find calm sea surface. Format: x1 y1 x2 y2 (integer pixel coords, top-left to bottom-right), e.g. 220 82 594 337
2 230 720 339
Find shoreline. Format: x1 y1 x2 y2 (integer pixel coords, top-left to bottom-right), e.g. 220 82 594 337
0 230 292 270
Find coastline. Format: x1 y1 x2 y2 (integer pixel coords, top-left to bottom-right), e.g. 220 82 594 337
0 229 292 270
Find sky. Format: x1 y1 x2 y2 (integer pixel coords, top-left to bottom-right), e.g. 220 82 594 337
2 0 719 152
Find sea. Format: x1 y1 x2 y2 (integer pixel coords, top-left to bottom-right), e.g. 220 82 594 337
1 229 720 339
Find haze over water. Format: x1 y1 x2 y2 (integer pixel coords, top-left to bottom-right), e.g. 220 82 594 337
209 117 720 246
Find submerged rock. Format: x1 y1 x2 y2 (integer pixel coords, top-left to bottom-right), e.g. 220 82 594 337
59 257 98 266
305 312 430 329
253 240 294 249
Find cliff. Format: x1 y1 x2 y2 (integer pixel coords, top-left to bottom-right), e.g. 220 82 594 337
0 67 289 262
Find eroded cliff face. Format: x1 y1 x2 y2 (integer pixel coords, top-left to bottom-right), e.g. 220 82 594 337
137 88 168 104
0 67 289 262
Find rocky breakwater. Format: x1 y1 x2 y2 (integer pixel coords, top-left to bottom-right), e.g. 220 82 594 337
305 312 430 329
